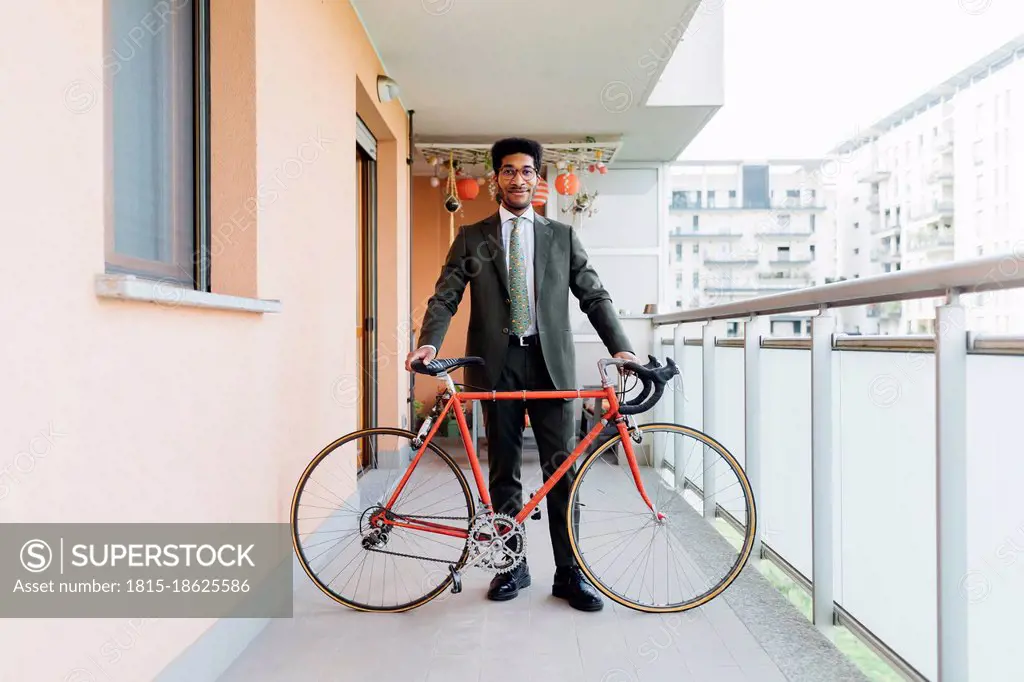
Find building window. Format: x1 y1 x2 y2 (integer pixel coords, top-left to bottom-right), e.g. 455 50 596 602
810 244 816 256
692 272 699 287
692 244 699 254
742 165 770 209
707 190 716 208
106 0 211 290
671 190 687 209
692 215 699 228
676 273 683 287
810 214 816 232
853 248 859 255
675 243 682 259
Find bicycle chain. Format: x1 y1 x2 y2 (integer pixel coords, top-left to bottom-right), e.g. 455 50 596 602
362 511 470 564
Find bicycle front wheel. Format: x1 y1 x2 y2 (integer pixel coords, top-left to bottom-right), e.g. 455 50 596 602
567 422 756 613
290 427 475 613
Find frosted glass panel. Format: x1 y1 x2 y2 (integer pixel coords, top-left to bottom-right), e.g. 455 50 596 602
564 169 659 248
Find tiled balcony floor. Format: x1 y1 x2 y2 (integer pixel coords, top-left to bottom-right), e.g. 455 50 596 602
218 444 868 682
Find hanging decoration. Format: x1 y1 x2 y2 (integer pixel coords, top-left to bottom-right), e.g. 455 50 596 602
555 168 579 196
532 178 549 208
443 151 461 243
456 176 479 201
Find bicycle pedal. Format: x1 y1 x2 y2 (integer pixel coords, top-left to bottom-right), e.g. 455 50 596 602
529 492 542 520
448 565 462 594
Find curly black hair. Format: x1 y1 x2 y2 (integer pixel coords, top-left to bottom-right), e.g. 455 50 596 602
490 137 544 172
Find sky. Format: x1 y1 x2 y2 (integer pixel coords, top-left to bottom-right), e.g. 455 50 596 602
678 0 1024 160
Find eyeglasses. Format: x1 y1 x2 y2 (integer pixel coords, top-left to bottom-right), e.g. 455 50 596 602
498 166 538 181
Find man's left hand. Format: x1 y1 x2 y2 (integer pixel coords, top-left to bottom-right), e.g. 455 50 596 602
613 351 637 363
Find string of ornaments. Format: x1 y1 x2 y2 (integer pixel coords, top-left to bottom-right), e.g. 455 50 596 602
425 143 609 242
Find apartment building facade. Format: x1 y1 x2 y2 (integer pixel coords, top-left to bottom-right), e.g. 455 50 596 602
830 35 1024 335
666 160 837 335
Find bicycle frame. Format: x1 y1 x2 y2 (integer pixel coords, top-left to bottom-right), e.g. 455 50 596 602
375 370 665 540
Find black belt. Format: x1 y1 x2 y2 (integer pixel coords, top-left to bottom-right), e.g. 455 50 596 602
509 334 540 347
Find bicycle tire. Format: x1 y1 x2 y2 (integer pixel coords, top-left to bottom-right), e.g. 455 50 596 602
566 422 757 613
290 426 475 613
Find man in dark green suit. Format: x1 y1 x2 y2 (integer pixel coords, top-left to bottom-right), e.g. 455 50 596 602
405 137 636 611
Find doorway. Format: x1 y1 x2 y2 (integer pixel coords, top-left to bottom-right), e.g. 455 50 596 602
356 117 378 454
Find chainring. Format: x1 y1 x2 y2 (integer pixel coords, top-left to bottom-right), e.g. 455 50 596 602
467 512 526 574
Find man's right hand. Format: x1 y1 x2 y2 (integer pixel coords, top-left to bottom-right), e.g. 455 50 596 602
405 345 437 372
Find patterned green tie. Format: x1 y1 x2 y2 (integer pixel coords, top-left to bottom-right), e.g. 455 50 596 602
508 216 529 336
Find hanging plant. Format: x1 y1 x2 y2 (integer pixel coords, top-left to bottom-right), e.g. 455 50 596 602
562 190 599 220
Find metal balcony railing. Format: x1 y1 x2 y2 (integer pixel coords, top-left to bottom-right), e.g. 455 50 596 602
645 253 1024 682
906 229 955 253
670 228 742 238
871 219 901 235
703 256 759 265
870 245 901 262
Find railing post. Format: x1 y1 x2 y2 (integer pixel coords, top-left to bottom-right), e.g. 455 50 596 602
651 325 665 469
936 290 968 682
811 307 835 632
744 315 765 560
702 321 717 519
673 323 686 492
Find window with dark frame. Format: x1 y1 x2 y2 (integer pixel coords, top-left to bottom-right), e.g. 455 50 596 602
105 0 211 291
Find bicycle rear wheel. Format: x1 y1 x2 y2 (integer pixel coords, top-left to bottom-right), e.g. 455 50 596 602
290 427 475 612
567 422 756 613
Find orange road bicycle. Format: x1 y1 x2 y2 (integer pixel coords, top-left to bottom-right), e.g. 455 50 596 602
290 355 756 613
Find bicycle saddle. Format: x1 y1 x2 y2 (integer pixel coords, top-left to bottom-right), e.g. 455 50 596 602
411 356 485 376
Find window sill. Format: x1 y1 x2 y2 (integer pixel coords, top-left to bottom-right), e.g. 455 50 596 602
95 274 282 314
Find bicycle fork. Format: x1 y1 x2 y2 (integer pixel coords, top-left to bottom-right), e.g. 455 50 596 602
616 417 667 522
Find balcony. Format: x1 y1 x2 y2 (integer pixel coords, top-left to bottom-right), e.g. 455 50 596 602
910 199 954 227
671 228 743 239
933 131 954 154
757 271 812 287
704 255 760 265
771 197 826 211
643 255 1024 682
870 244 902 263
856 164 891 184
769 256 814 265
906 228 954 254
871 220 901 235
758 227 814 239
927 166 954 186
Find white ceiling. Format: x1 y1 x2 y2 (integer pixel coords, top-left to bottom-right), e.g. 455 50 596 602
351 0 722 167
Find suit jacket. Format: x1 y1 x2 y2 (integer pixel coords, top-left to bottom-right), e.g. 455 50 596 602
416 211 634 391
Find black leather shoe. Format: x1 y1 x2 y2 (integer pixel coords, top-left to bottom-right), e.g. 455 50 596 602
552 566 604 612
486 563 531 601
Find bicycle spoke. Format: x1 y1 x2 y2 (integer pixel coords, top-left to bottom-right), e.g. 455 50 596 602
291 428 474 611
569 424 755 611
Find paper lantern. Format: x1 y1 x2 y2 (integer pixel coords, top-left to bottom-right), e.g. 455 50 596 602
532 178 549 207
456 177 479 201
555 172 579 196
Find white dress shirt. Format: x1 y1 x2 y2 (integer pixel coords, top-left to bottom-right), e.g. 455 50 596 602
420 206 538 356
499 204 538 337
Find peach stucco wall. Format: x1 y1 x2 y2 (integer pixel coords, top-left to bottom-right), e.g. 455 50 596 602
0 1 408 679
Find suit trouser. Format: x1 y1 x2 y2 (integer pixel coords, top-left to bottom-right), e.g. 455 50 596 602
484 340 579 568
